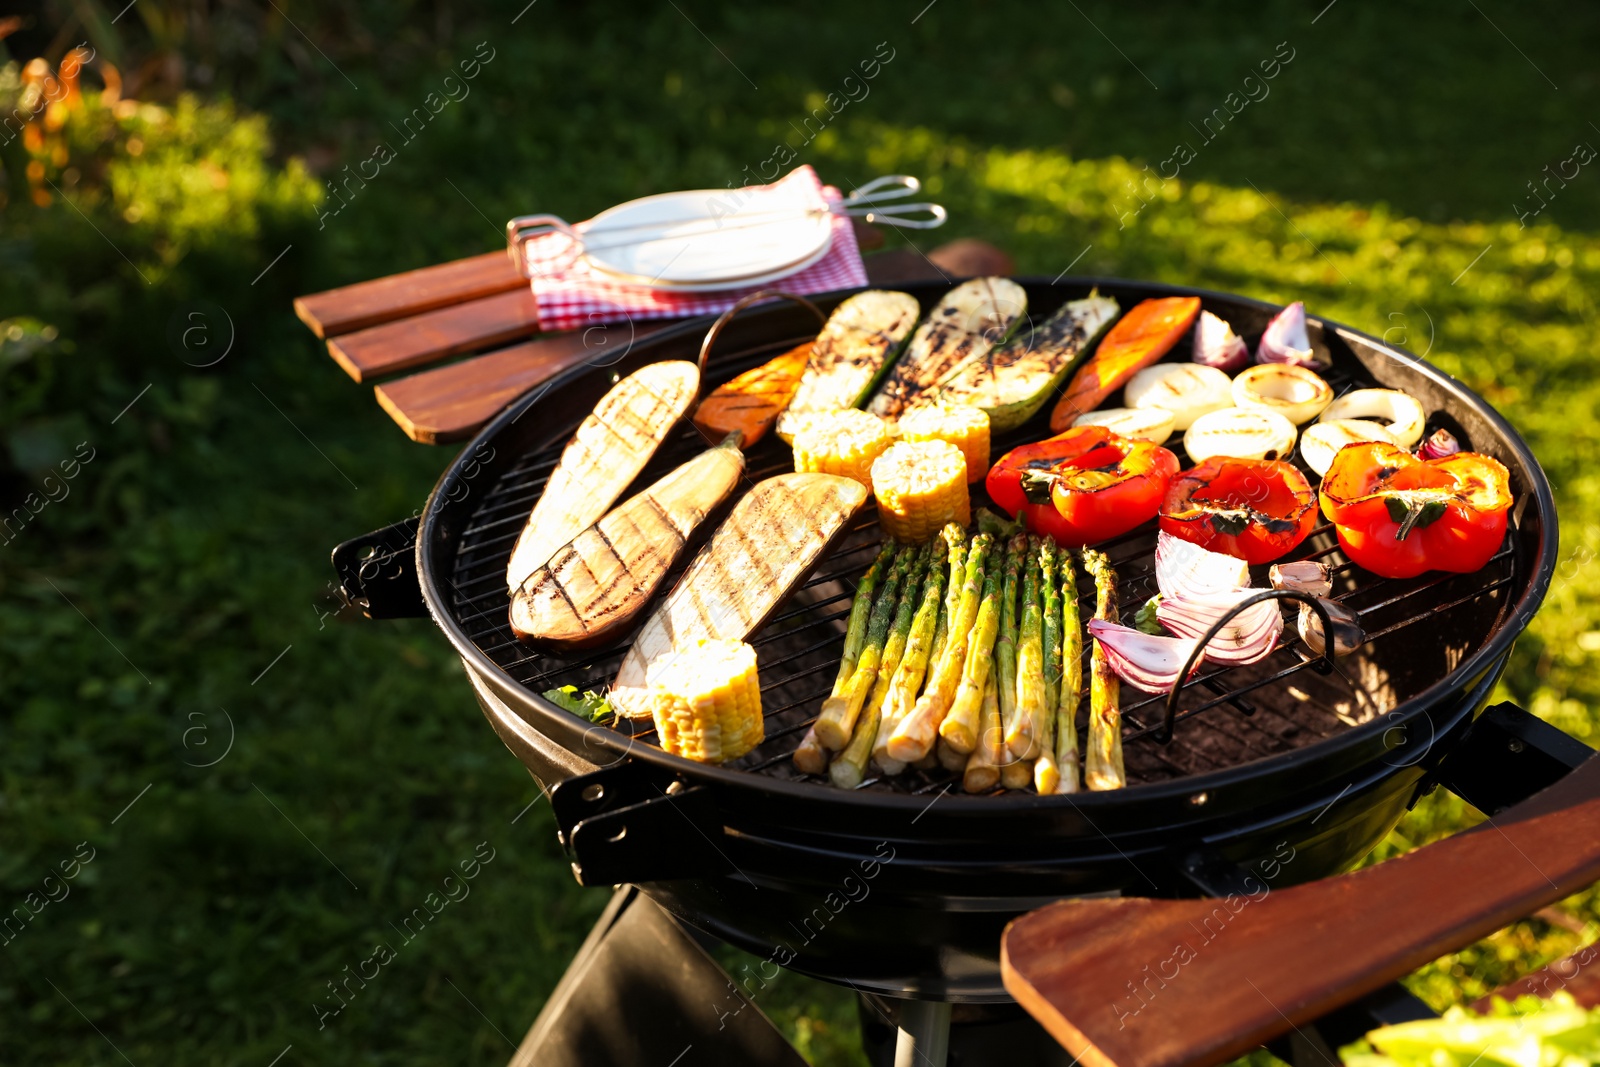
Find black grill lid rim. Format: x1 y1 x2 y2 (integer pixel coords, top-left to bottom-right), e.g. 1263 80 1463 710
416 276 1559 810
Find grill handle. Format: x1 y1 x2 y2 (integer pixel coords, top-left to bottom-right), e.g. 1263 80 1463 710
331 517 428 620
1158 590 1340 744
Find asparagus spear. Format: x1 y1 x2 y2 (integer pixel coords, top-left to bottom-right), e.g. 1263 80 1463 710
815 545 911 750
831 549 929 791
939 538 1005 753
1083 548 1125 791
863 544 933 724
926 524 966 674
1011 536 1048 760
1041 537 1064 715
936 737 967 773
962 672 1002 794
830 698 880 789
828 541 897 697
1000 752 1033 791
886 533 992 762
793 726 828 776
993 533 1025 758
1044 552 1084 794
875 535 953 771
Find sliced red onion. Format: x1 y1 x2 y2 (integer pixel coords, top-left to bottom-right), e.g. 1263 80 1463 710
1155 590 1282 666
1192 309 1250 372
1418 427 1461 460
1087 619 1205 694
1155 530 1250 602
1255 301 1321 369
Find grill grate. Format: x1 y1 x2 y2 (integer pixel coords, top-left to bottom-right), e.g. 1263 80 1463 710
446 333 1519 793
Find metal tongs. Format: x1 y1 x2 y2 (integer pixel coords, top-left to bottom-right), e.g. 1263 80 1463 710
504 174 946 281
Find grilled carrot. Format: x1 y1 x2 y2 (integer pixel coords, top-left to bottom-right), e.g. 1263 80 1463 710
693 341 811 448
1048 296 1202 432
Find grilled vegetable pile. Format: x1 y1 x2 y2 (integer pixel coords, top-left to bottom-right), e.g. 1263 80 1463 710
514 280 1517 788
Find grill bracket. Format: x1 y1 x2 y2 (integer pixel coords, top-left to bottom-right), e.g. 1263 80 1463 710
552 762 735 886
1432 701 1595 816
332 517 427 619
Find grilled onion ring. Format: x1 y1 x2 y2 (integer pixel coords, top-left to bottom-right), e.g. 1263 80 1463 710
1317 388 1426 447
1231 364 1334 425
1299 419 1399 477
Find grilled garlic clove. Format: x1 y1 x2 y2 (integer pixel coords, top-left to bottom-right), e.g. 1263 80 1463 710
1297 598 1364 657
1270 560 1332 598
1318 388 1427 448
1232 364 1334 425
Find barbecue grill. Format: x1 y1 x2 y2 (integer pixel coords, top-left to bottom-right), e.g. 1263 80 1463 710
332 277 1568 1061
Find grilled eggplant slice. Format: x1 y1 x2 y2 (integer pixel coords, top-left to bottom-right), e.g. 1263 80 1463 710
925 290 1118 431
774 291 920 442
611 473 869 716
510 435 746 647
867 278 1026 420
505 361 699 592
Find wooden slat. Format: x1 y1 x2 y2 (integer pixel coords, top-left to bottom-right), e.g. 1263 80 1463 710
293 251 524 339
1475 945 1600 1009
1001 752 1600 1067
327 288 541 383
374 325 673 444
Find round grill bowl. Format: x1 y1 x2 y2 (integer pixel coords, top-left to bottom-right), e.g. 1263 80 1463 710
416 278 1557 1000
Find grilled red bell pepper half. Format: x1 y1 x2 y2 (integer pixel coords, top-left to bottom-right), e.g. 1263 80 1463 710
1318 441 1512 579
1159 457 1317 565
986 426 1178 546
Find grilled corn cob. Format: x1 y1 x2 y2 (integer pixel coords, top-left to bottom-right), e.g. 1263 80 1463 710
886 533 991 762
871 439 970 544
647 638 763 764
1083 548 1125 790
897 404 991 484
791 409 895 493
815 545 912 750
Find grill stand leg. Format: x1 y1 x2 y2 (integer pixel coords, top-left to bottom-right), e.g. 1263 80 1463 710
892 1000 951 1067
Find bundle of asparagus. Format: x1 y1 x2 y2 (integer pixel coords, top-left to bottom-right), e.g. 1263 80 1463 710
809 526 1129 793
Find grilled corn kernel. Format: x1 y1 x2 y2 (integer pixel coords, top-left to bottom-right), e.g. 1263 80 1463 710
791 409 895 492
870 440 970 544
646 639 764 763
898 404 990 484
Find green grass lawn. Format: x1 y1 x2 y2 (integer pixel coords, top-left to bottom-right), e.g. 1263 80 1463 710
3 2 1600 1063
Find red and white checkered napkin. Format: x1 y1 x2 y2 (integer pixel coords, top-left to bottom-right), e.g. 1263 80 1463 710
521 165 869 333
